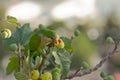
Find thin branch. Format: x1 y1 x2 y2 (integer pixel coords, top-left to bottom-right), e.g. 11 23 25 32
73 67 83 76
18 43 22 72
38 45 51 71
63 42 119 79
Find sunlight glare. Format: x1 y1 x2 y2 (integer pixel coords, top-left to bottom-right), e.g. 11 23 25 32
52 0 96 19
6 1 42 21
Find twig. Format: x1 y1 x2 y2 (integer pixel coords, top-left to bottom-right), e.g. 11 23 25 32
71 67 83 79
38 45 51 71
18 43 22 72
63 42 119 79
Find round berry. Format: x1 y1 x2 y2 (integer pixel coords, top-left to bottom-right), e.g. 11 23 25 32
4 29 12 38
74 29 80 36
107 75 114 80
100 71 107 78
1 31 9 39
31 70 39 80
41 72 52 80
106 36 114 44
0 29 12 39
9 43 18 51
81 61 89 69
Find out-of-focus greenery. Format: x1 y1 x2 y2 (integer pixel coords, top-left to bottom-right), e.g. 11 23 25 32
71 33 97 69
0 1 120 79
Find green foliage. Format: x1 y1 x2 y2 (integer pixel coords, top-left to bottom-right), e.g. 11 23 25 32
6 56 18 75
14 72 28 80
71 34 97 61
28 34 41 51
1 16 105 80
34 56 42 68
2 36 16 50
61 37 72 52
52 49 70 76
36 24 59 40
6 15 20 27
12 23 32 45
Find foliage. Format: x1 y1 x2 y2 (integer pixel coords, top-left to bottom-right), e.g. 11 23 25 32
0 16 118 80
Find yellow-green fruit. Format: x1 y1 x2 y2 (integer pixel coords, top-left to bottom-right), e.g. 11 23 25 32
1 29 12 39
4 29 12 38
54 39 64 48
41 72 52 80
1 31 9 39
31 70 39 80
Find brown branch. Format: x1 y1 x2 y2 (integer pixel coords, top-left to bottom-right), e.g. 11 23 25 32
63 42 119 80
38 45 51 71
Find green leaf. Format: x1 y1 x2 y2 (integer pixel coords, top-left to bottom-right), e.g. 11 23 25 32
58 49 71 76
7 16 17 23
2 37 16 50
61 37 72 52
52 49 71 76
29 34 41 51
3 23 31 49
37 24 59 40
42 29 57 39
35 56 42 68
22 56 31 75
6 56 18 75
6 16 20 27
14 72 28 80
12 23 32 45
52 51 61 66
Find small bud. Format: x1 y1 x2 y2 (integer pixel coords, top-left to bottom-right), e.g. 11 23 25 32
74 29 80 36
9 43 18 51
41 72 52 80
52 67 60 74
1 31 8 39
107 75 114 80
54 39 64 49
81 61 89 69
0 29 12 39
52 68 61 80
100 71 107 78
106 36 114 44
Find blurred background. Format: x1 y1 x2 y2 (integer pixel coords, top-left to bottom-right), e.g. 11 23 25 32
0 0 120 80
